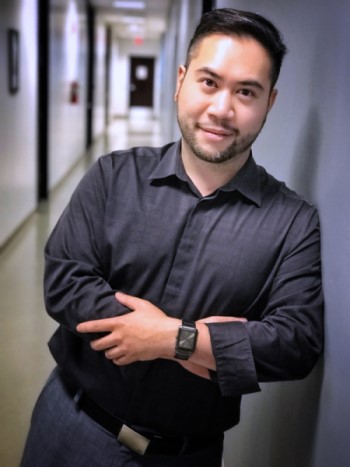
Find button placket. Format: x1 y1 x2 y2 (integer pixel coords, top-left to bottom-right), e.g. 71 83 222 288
159 198 214 315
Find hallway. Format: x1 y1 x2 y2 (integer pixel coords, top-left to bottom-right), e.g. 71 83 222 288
2 1 350 466
0 114 163 467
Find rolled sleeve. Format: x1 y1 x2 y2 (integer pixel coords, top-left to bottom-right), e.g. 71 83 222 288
207 321 260 397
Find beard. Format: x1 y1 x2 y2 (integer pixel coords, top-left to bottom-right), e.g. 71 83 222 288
177 114 267 164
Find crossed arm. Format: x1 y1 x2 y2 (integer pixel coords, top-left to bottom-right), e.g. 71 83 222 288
76 291 246 380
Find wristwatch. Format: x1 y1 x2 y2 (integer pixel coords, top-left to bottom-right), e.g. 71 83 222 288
175 320 198 360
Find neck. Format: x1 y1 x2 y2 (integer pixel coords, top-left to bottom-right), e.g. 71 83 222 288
181 142 250 197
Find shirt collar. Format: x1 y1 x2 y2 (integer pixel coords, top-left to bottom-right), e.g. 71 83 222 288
219 154 262 207
149 140 183 180
149 140 262 207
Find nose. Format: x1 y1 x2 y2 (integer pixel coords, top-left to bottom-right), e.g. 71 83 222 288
207 90 234 120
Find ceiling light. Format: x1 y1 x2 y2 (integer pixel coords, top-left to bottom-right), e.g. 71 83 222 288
129 24 143 32
121 16 145 24
113 1 145 9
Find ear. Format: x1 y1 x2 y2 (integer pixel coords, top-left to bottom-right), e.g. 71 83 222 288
267 88 278 112
174 65 187 102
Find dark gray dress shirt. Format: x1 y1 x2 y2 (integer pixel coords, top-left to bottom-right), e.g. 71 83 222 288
45 140 323 436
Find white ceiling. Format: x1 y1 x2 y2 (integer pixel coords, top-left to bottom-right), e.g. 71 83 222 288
91 0 172 40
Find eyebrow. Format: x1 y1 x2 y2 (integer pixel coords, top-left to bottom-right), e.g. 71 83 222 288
195 66 266 92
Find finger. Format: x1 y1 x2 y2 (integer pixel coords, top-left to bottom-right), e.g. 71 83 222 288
104 346 119 360
115 291 139 310
199 316 247 324
90 334 116 351
76 318 114 334
178 361 211 380
113 356 128 366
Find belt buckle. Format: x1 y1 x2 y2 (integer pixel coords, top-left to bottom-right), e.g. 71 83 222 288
117 424 151 455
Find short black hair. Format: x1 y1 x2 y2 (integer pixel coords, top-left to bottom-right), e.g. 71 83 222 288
186 8 287 88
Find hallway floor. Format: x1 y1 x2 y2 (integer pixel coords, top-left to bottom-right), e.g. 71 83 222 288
0 113 163 466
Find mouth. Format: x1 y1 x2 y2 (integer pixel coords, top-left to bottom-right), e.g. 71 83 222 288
198 124 236 141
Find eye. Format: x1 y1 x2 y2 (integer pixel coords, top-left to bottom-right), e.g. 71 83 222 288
238 89 255 97
202 78 217 88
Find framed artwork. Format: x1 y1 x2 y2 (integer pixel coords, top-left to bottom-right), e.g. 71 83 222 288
8 29 20 94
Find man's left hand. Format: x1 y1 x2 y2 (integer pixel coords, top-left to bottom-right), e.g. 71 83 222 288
76 292 179 365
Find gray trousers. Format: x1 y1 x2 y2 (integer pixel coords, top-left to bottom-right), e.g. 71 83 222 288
21 368 224 467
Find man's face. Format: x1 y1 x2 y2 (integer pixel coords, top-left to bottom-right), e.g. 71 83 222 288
174 34 277 164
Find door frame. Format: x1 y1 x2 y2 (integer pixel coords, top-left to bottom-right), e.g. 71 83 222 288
86 3 95 149
37 0 49 201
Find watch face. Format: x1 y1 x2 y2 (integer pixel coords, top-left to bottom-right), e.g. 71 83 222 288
178 328 196 350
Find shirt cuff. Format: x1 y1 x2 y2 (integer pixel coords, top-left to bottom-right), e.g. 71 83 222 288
206 322 260 397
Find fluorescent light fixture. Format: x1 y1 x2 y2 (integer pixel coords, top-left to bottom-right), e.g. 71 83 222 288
129 24 145 34
121 16 145 24
113 1 145 9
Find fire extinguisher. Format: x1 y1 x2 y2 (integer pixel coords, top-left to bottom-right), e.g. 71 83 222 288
70 81 79 104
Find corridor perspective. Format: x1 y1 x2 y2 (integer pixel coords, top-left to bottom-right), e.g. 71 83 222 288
0 113 163 467
2 0 350 466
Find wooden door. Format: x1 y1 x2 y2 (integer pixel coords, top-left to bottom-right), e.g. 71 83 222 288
129 56 154 107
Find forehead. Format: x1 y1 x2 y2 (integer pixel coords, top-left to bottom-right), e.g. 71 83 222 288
189 34 272 83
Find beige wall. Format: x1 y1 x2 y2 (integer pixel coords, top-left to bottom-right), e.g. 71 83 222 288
0 0 38 247
49 0 89 190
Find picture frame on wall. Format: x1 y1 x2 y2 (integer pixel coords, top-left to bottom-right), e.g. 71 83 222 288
8 29 20 94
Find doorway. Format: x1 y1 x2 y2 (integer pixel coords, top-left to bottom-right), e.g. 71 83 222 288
129 56 155 108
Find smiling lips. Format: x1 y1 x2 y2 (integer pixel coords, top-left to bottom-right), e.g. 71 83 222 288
198 124 236 138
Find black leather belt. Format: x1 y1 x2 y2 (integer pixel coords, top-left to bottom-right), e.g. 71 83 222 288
60 372 222 456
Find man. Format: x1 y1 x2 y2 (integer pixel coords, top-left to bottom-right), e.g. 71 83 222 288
21 8 323 467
